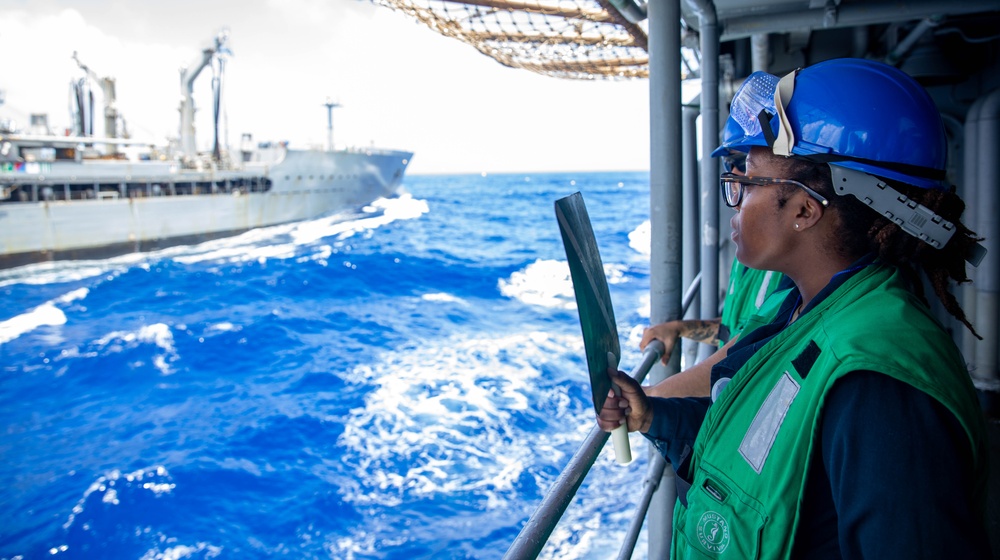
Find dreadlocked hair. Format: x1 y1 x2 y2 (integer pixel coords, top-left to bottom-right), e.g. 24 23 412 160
785 157 982 338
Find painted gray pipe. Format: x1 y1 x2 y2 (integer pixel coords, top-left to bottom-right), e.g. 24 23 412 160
647 0 684 380
617 453 668 560
682 103 702 370
973 88 1000 385
685 0 721 362
617 274 703 559
884 15 941 67
751 33 769 74
646 2 683 558
961 102 982 363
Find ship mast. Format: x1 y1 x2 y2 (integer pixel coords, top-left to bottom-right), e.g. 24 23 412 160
178 29 230 162
72 51 120 153
323 98 341 152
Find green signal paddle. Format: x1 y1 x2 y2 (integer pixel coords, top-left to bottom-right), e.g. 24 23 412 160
555 192 631 464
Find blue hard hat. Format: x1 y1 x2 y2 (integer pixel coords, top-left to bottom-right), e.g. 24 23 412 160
712 58 947 189
716 117 751 157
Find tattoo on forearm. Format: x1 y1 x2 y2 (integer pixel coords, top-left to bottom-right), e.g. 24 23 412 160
680 319 721 344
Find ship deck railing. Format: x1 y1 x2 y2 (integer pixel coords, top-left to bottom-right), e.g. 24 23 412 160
503 274 702 560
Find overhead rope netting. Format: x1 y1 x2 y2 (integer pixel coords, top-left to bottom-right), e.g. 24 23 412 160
370 0 654 79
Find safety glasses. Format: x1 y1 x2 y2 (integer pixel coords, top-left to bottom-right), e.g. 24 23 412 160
722 152 747 174
720 173 830 208
728 69 798 156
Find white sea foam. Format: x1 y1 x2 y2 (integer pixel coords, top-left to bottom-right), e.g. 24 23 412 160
498 259 575 309
139 542 223 560
336 329 647 559
293 193 429 245
420 292 468 305
0 195 429 274
171 194 429 266
636 291 651 320
0 288 89 345
338 331 587 510
96 323 177 374
206 322 240 332
629 219 650 257
498 259 630 309
0 258 138 288
64 466 176 531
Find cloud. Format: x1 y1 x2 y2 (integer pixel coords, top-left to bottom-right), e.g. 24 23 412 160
0 1 651 174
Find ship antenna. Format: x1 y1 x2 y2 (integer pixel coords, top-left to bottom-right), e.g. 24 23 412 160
323 98 341 152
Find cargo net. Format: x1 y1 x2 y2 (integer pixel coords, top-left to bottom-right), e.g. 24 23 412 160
372 0 650 79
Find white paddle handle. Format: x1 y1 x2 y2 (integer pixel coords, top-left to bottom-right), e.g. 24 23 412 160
611 422 632 464
607 351 632 464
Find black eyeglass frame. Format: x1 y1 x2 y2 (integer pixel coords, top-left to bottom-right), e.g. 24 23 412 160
720 172 830 209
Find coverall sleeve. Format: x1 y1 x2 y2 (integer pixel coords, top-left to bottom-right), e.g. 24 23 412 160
821 371 991 558
641 396 712 467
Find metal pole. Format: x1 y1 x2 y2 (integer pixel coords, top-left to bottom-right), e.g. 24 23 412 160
324 99 341 152
974 89 1000 385
647 0 683 558
681 104 701 370
617 454 667 560
962 98 983 363
686 0 720 363
617 276 700 560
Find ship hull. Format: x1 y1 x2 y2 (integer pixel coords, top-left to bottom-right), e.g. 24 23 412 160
0 148 412 268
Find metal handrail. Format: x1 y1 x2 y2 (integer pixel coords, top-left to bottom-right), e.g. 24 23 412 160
614 272 702 559
503 273 702 559
502 339 666 560
618 453 667 560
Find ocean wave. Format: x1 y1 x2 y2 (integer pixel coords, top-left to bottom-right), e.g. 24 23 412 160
95 323 177 375
0 287 89 345
54 466 213 560
64 466 176 531
0 171 654 559
338 331 586 506
420 292 469 305
498 259 630 309
629 219 650 257
335 326 652 559
0 258 137 288
168 194 428 266
0 195 428 279
139 543 223 560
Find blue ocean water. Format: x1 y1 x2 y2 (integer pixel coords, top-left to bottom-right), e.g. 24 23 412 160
0 171 657 560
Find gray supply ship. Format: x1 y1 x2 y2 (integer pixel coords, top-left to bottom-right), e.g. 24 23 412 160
0 30 412 269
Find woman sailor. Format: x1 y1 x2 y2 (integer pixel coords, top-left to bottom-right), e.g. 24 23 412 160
598 58 991 558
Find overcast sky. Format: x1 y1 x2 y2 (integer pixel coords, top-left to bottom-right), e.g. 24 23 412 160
0 0 652 175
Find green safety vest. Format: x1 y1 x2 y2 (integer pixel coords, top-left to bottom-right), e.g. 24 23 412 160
671 262 987 559
719 261 785 345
